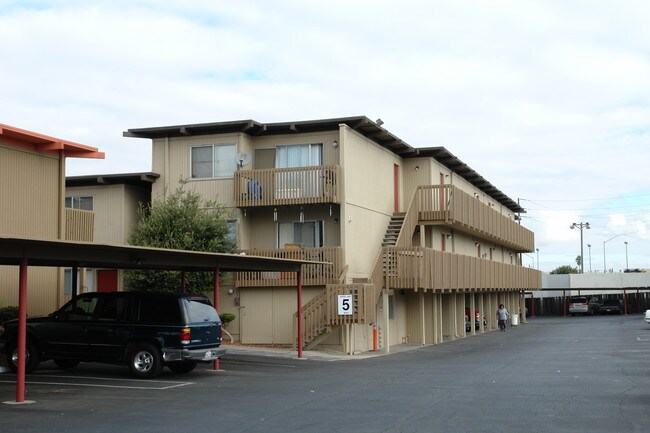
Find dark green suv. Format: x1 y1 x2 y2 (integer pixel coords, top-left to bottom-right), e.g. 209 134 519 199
0 292 225 378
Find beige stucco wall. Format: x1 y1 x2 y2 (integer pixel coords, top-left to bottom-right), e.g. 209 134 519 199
340 125 401 280
0 144 63 314
65 183 149 245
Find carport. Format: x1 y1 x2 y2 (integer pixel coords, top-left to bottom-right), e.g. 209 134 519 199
0 236 322 404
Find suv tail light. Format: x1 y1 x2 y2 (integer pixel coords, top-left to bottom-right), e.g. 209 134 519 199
181 327 191 345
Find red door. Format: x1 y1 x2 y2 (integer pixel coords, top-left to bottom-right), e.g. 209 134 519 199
97 270 118 292
393 164 399 212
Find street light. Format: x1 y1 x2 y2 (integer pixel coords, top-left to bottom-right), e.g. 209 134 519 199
570 222 590 273
624 241 629 270
587 244 592 272
603 234 623 273
536 248 540 270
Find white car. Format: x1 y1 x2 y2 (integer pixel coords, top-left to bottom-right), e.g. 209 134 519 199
645 310 650 324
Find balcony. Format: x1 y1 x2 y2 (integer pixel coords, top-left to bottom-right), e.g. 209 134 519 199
416 185 535 252
64 208 94 242
234 165 341 208
382 246 541 291
235 246 344 287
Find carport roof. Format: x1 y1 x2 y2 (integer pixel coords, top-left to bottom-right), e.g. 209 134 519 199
0 236 320 272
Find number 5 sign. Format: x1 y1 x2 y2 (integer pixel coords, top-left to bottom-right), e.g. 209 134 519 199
338 294 353 315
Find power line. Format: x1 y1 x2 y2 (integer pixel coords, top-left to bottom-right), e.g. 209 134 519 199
520 192 650 202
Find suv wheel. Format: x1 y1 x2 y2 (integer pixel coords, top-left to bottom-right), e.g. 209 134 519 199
167 360 198 374
8 340 41 374
128 343 163 379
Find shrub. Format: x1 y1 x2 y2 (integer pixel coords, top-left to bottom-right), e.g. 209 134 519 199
220 313 236 325
0 306 19 323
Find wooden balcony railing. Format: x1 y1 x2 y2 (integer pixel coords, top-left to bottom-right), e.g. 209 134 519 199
416 185 535 252
234 165 341 208
235 246 343 287
383 246 541 291
65 208 94 242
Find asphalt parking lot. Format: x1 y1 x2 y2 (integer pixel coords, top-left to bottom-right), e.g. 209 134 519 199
2 315 650 433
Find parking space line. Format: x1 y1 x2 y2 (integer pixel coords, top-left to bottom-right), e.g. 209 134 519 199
0 374 193 390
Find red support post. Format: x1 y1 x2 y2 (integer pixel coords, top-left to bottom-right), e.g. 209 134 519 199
16 258 28 403
213 267 220 371
297 269 303 359
372 323 378 351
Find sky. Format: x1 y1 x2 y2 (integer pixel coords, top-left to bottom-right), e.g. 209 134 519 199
1 0 649 273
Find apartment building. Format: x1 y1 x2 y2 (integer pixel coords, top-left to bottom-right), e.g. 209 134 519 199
65 172 158 292
125 116 541 353
0 123 103 314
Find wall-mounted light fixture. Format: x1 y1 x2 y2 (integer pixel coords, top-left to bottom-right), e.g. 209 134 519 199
273 208 278 222
329 205 332 217
474 242 479 247
243 209 247 218
299 206 304 223
332 140 339 148
446 234 452 239
415 165 420 171
227 288 235 295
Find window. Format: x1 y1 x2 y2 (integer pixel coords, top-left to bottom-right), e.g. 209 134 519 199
277 221 323 248
139 297 181 324
64 268 94 295
65 196 93 210
185 297 220 323
190 144 236 179
276 143 322 168
275 144 323 198
61 296 99 321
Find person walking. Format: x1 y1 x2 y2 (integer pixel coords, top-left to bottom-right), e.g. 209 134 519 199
497 304 510 332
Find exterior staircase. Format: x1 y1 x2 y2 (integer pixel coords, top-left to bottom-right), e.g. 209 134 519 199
297 213 407 351
382 213 405 247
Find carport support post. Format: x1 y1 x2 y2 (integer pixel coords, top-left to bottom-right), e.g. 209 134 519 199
71 265 78 298
16 258 28 403
563 290 566 317
213 267 220 371
297 269 303 359
532 292 535 318
624 289 628 315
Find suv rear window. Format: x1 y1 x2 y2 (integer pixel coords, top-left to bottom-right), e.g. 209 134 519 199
185 298 220 323
139 297 182 324
570 297 587 304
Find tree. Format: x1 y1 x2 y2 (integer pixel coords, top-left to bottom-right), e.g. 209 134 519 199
125 181 236 294
575 255 582 268
550 265 579 275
